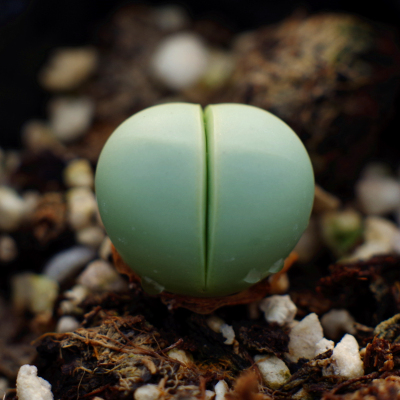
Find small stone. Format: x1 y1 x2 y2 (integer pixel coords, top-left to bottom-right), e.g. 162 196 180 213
321 309 356 339
287 313 324 362
0 186 27 231
206 315 235 344
259 294 297 326
49 96 94 143
63 159 94 188
4 150 21 176
206 315 225 333
66 187 97 230
361 162 392 179
21 120 61 152
356 176 400 215
99 236 112 260
200 50 235 89
12 273 59 315
214 380 229 400
153 5 188 31
220 324 235 345
151 32 209 90
22 191 40 221
0 234 17 262
254 354 291 389
167 349 192 364
76 226 105 248
16 365 53 400
77 259 128 292
59 284 89 314
315 338 335 356
205 390 215 400
134 384 161 400
43 246 95 283
39 47 98 91
313 185 341 213
292 388 312 400
56 316 80 333
268 272 289 294
0 147 6 185
329 334 364 379
0 377 8 399
349 216 400 261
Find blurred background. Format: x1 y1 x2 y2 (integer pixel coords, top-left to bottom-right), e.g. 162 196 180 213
1 0 400 149
2 1 400 389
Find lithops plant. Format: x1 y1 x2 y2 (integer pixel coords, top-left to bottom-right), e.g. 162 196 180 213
95 103 314 297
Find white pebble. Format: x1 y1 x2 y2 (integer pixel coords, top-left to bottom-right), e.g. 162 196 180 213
167 349 192 364
12 273 59 315
361 162 391 179
329 334 364 379
349 216 400 261
77 259 128 292
314 338 335 356
134 384 161 400
99 236 112 260
0 151 4 184
4 150 21 176
205 390 215 400
22 191 40 220
151 32 209 90
43 246 95 283
268 272 289 294
56 316 80 333
59 284 89 314
259 295 297 326
63 159 94 188
66 187 97 230
214 380 229 400
0 234 17 262
254 354 291 389
287 313 324 362
76 226 105 248
0 377 9 399
39 47 98 91
206 315 225 333
292 388 310 399
21 120 61 152
0 185 26 231
16 365 53 400
356 176 400 215
220 324 235 345
206 315 235 344
49 96 94 142
321 309 356 339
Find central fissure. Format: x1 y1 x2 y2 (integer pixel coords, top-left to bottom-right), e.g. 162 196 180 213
202 107 210 291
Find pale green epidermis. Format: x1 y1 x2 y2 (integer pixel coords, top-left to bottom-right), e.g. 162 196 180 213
96 103 208 295
95 103 314 297
204 104 314 296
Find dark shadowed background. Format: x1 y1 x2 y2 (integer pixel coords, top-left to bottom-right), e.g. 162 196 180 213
1 0 400 149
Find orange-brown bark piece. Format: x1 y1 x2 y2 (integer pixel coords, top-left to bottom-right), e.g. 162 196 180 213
112 244 297 314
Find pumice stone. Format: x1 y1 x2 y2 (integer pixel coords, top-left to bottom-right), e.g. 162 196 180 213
95 103 314 297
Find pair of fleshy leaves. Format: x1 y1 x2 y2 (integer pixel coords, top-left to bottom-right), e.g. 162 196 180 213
95 103 314 297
